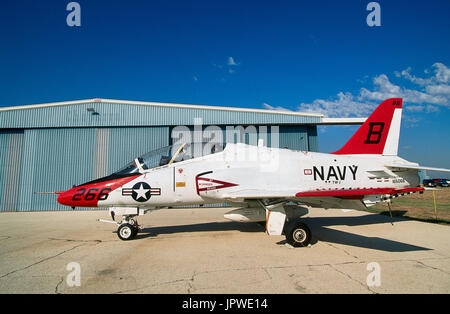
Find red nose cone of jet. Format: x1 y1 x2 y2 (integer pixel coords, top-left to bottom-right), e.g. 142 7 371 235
57 175 140 208
56 186 101 207
57 190 73 206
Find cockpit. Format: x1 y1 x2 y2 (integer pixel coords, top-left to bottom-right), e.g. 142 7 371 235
113 142 225 175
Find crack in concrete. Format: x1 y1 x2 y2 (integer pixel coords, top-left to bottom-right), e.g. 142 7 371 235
55 277 64 294
112 277 192 294
48 238 103 244
187 271 197 294
322 242 360 260
414 260 450 276
0 243 91 280
0 236 11 242
101 256 450 294
328 264 377 294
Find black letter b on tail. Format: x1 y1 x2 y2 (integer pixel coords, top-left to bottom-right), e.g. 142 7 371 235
364 122 384 144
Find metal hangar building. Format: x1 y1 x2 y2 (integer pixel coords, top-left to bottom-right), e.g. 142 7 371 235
0 98 364 211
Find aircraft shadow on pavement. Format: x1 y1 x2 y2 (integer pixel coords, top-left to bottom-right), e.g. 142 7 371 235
131 214 431 252
136 221 263 238
301 215 431 252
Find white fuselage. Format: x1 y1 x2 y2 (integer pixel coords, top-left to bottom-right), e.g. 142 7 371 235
98 143 420 208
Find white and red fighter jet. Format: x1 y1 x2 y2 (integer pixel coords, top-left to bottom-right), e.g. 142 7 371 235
57 98 450 247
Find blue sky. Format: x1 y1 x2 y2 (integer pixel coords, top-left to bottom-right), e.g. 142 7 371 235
1 0 449 175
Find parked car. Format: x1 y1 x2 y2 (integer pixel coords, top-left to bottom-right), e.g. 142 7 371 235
423 179 437 187
434 179 449 187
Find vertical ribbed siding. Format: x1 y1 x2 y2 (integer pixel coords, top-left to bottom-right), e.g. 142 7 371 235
93 128 110 180
108 127 169 174
307 126 318 152
278 126 308 151
0 133 9 210
1 132 23 211
17 128 96 211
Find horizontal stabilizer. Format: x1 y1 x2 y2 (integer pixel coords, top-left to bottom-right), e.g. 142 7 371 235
386 164 450 173
295 187 424 198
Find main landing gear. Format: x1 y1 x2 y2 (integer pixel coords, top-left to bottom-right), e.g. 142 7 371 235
284 219 312 248
259 201 312 248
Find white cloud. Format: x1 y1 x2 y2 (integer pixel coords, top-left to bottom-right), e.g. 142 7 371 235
425 104 440 113
228 57 238 66
405 105 425 112
360 70 449 107
405 104 440 113
298 92 376 118
396 63 450 86
395 67 433 86
214 57 240 76
263 103 291 112
433 62 450 83
263 62 450 118
426 84 450 96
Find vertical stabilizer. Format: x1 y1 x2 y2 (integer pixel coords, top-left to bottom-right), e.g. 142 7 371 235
333 98 403 155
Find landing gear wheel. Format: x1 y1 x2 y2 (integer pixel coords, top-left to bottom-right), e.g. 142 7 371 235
285 221 311 247
117 223 137 241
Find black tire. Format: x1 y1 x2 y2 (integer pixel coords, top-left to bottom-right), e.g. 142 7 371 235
285 221 311 247
128 219 139 238
117 223 137 241
131 225 139 238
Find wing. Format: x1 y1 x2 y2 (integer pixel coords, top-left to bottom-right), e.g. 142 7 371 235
195 170 424 211
199 180 424 211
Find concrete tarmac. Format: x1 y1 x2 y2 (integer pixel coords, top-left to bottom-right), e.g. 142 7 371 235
0 207 449 294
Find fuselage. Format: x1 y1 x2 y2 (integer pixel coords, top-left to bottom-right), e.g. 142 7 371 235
57 143 420 209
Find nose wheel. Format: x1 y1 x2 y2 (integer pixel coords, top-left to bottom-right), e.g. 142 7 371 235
117 217 139 241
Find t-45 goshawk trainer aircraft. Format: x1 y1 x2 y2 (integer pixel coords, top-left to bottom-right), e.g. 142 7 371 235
57 98 450 247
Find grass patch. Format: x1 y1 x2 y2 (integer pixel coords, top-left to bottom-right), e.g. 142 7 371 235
370 188 450 224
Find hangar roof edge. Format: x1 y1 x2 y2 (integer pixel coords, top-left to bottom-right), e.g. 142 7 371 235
0 98 324 118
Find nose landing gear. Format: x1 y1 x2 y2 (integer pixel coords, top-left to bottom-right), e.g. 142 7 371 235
98 210 142 241
117 217 140 240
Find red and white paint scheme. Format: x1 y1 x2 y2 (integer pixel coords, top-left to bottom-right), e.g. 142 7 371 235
57 98 450 246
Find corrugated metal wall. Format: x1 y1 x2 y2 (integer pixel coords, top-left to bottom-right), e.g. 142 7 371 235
2 133 23 211
0 101 322 129
307 126 319 152
108 127 169 174
93 128 110 180
0 131 24 211
17 128 96 211
6 127 170 211
0 132 8 209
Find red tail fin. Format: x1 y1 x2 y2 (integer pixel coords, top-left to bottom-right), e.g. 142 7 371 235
333 98 403 155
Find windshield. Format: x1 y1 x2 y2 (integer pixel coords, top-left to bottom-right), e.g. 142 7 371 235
113 142 225 175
